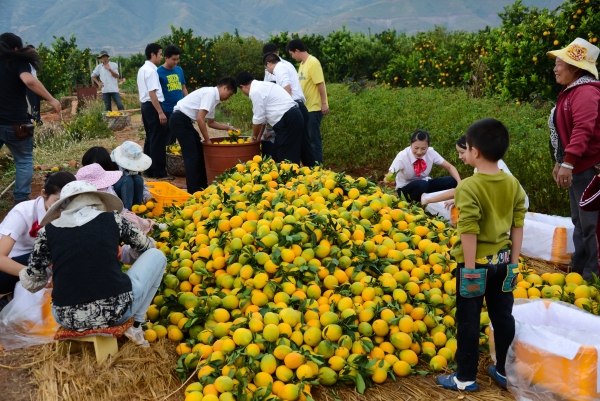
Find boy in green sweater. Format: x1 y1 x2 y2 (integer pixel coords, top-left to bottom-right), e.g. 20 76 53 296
437 118 527 391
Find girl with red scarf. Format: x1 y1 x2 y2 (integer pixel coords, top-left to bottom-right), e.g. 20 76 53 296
384 130 461 202
0 172 75 308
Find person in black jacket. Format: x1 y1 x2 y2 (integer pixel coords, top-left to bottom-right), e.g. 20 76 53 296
19 181 166 346
0 33 62 204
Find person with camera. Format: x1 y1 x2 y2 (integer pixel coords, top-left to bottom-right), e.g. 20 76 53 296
0 33 61 205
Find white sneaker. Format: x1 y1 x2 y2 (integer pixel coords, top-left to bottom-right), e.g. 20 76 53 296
124 325 150 347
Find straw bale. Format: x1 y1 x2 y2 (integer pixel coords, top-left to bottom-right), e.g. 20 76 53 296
29 338 185 401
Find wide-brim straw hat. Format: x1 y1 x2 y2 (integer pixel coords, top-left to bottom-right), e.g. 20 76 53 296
112 141 152 172
547 37 599 79
40 181 123 227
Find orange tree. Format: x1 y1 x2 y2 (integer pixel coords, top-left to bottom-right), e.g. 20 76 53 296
157 26 218 90
36 35 93 97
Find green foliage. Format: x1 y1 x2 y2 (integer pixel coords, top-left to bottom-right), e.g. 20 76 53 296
35 100 112 151
37 35 93 96
112 53 146 79
214 32 265 80
322 84 565 215
221 83 568 216
157 26 218 90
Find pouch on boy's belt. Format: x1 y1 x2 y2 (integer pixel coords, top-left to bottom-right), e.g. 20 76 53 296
502 264 520 292
459 267 487 298
12 123 35 140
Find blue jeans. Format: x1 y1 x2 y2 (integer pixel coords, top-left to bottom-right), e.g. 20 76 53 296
116 248 166 324
0 125 33 201
307 111 324 164
114 174 144 210
102 92 124 111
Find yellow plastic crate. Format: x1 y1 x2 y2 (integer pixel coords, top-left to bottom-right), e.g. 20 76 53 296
145 182 191 215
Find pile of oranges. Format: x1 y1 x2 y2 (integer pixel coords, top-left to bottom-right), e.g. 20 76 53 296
137 156 598 401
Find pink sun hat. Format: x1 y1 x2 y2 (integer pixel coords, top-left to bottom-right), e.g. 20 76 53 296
75 163 122 190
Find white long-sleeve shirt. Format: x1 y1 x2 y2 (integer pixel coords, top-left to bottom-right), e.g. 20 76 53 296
273 60 306 102
249 80 297 126
174 87 220 120
137 61 163 103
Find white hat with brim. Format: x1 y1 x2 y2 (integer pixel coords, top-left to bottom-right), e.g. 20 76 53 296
40 181 123 227
547 37 599 79
112 141 152 172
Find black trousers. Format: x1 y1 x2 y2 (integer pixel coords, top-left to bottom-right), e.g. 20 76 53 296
165 112 177 145
169 111 207 193
141 102 168 178
455 263 515 381
398 176 457 202
0 253 30 294
272 106 304 165
296 101 316 167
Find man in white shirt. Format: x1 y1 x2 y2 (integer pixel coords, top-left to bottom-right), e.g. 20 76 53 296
137 43 172 179
263 52 315 166
170 77 238 193
92 50 124 112
235 71 311 165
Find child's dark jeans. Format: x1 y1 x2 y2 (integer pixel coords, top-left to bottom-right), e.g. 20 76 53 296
114 174 144 210
455 260 516 382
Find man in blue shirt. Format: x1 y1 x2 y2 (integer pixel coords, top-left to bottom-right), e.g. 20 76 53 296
157 45 188 145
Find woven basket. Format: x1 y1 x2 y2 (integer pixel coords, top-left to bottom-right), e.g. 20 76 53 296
166 153 186 176
102 114 131 131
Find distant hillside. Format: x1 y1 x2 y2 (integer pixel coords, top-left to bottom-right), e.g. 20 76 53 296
3 0 563 54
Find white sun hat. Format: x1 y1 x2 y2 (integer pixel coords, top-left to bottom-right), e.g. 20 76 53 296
112 141 152 172
40 181 123 227
547 37 599 79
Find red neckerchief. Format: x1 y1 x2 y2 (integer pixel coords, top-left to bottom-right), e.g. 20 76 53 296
29 220 41 238
413 158 427 178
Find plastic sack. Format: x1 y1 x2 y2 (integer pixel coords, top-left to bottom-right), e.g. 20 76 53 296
500 299 600 401
0 282 58 350
422 191 452 222
522 213 574 264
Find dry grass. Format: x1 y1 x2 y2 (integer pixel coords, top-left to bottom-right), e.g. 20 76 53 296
312 354 514 401
526 257 567 276
26 339 184 401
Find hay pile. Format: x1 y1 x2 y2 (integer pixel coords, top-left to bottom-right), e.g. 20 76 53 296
4 341 515 401
526 257 568 276
312 354 514 401
28 339 184 401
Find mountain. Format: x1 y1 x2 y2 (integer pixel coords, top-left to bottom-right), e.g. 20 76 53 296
2 0 564 54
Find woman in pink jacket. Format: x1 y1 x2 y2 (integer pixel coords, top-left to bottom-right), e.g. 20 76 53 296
548 38 600 280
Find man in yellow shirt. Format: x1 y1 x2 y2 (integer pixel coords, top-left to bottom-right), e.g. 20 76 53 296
286 39 328 164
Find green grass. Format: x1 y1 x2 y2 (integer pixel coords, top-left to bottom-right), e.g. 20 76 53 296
221 83 567 216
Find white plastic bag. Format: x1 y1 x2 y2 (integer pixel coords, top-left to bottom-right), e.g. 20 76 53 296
521 213 574 264
0 283 58 350
422 191 452 222
503 299 600 401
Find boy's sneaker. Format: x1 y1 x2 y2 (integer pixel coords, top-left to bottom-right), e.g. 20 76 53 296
436 373 479 392
487 365 508 389
124 325 149 347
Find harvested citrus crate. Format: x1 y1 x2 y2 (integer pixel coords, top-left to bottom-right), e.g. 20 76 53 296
102 112 131 131
146 182 190 215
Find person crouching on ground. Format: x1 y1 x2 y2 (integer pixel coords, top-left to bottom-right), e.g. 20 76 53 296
235 71 308 165
111 141 152 210
0 172 76 309
19 181 166 345
383 129 461 202
437 118 527 391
